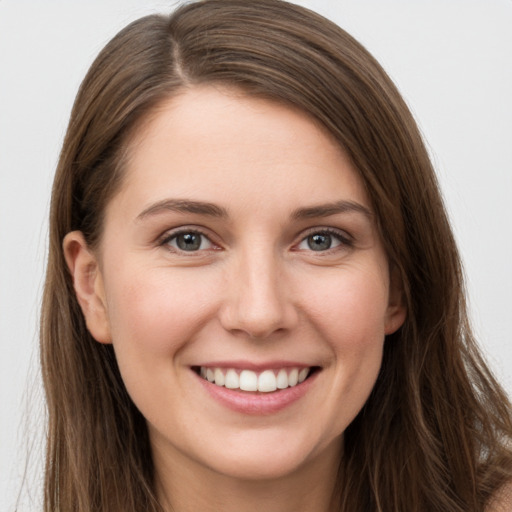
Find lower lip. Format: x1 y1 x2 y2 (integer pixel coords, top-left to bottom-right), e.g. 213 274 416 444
195 370 318 415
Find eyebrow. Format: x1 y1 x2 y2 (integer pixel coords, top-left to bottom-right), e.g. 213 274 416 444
137 199 228 220
291 200 373 220
136 198 372 222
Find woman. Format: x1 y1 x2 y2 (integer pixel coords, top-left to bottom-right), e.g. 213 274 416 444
40 0 512 510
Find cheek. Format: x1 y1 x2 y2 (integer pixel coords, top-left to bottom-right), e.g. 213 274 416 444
102 265 223 426
104 265 220 359
302 265 390 347
300 267 388 413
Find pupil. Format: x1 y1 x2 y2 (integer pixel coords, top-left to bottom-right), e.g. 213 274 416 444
308 233 331 251
177 233 201 251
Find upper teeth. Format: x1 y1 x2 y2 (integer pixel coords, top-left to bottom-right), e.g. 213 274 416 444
199 367 310 392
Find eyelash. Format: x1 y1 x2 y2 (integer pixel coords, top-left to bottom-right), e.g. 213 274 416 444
295 227 353 253
158 226 353 254
159 227 218 254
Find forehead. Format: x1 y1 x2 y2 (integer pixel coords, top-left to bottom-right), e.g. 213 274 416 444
112 85 370 219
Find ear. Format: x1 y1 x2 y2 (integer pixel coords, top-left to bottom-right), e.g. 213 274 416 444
384 267 407 335
63 231 112 344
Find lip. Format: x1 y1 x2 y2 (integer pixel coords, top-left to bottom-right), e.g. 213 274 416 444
193 363 319 415
195 360 312 371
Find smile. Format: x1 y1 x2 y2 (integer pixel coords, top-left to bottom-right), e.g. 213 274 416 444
193 364 320 414
197 366 312 392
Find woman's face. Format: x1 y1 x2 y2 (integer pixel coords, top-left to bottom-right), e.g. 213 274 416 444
68 86 405 482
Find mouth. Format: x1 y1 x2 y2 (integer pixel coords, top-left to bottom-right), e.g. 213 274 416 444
192 366 319 393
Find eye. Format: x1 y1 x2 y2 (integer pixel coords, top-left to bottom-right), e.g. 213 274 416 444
296 229 350 252
164 230 214 252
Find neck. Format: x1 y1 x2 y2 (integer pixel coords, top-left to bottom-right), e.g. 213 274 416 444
152 436 342 512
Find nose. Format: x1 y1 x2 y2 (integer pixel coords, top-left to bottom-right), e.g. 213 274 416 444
219 246 298 339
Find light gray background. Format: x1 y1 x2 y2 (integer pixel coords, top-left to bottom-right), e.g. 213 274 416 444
1 1 511 510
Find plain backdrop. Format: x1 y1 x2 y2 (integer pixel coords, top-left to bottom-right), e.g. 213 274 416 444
1 1 511 510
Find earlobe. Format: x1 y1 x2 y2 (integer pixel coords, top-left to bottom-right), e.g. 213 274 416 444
385 304 407 335
63 231 112 344
384 267 407 335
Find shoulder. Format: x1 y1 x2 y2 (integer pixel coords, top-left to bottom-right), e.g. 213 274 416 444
486 482 512 512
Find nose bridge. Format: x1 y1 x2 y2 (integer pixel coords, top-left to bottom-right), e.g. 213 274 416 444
221 240 294 338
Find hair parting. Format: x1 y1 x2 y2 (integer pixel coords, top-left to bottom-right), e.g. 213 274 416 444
40 1 512 510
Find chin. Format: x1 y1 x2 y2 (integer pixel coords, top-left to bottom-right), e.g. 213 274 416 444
207 451 309 481
197 429 341 483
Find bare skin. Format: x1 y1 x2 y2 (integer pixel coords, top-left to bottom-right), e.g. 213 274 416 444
65 86 405 511
153 431 342 512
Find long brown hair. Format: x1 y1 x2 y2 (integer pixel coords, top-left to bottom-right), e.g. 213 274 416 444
41 0 512 510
